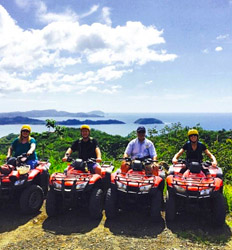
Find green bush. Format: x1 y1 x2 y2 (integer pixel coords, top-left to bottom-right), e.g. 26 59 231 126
224 185 232 212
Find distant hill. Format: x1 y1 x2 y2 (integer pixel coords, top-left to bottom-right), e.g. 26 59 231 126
134 118 163 124
0 116 124 125
0 116 45 125
0 109 104 118
57 119 125 125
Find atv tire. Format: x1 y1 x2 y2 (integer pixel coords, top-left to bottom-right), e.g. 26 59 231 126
89 187 104 219
20 185 44 214
102 171 111 190
212 192 226 226
150 189 162 222
46 189 63 217
105 187 118 219
165 189 176 222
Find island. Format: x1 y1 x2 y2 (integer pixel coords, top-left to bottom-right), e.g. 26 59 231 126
0 116 45 125
57 119 125 125
134 118 163 124
0 116 125 125
0 109 104 118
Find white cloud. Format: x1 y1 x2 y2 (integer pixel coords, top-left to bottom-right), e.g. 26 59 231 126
80 5 99 19
145 80 153 85
78 85 121 94
0 65 126 95
215 46 223 52
0 5 177 95
15 0 33 10
37 3 79 24
101 7 112 26
202 48 209 54
216 34 229 40
0 5 23 48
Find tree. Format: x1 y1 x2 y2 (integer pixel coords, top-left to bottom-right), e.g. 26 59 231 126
45 119 56 132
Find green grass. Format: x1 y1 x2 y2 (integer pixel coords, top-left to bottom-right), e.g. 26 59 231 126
224 184 232 212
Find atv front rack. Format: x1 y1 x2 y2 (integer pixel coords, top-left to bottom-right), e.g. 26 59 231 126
172 175 216 198
51 173 93 193
114 173 156 194
51 173 92 182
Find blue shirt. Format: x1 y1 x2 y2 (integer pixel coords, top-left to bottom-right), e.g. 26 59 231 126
124 138 157 160
12 137 38 161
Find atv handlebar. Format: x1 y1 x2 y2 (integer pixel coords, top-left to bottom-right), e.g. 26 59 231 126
16 153 28 164
118 157 158 163
174 159 217 169
66 156 96 164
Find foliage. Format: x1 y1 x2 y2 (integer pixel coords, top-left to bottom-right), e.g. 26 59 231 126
224 185 232 212
45 119 56 131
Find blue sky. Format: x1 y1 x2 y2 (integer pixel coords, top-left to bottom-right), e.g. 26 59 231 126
0 0 231 113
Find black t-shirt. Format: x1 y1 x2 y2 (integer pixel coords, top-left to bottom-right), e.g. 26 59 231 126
182 141 207 162
71 138 98 161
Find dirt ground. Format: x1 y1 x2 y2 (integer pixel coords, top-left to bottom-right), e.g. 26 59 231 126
0 202 232 250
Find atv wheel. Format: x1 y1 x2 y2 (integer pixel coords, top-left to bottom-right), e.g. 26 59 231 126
89 187 104 219
20 185 44 214
46 189 63 217
105 187 118 219
212 192 226 226
150 189 162 222
165 189 176 222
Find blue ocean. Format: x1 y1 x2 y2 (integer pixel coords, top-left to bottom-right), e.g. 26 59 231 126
0 113 232 138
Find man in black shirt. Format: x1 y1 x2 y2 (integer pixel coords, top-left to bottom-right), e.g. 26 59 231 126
62 125 102 175
172 129 217 167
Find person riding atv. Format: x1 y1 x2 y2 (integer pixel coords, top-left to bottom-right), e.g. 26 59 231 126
121 126 159 176
172 129 217 173
62 125 102 175
6 125 38 169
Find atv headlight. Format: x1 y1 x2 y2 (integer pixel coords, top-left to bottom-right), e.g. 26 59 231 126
54 182 62 189
174 185 186 194
116 181 127 190
139 185 152 192
200 188 212 196
76 182 87 190
14 179 26 186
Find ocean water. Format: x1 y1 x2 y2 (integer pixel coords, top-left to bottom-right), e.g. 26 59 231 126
0 113 231 138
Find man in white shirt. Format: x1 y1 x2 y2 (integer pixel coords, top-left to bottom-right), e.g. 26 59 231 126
121 126 158 175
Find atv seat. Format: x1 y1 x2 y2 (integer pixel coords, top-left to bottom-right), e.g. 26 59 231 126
188 162 201 174
131 160 143 171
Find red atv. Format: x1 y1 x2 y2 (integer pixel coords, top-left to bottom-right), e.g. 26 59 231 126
0 154 50 214
46 158 114 219
105 157 165 222
166 160 226 226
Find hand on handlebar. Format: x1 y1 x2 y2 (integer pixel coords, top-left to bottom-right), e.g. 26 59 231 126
212 161 217 168
27 151 32 156
172 159 178 164
96 158 102 163
62 157 68 162
62 153 70 162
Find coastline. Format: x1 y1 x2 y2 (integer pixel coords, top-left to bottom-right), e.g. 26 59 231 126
0 112 231 138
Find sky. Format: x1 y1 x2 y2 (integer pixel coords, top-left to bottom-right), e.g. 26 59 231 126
0 0 232 113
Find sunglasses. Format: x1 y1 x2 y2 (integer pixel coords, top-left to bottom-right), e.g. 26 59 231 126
21 130 30 133
189 134 198 137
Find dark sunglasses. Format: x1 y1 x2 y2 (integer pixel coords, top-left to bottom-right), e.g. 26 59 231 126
189 134 198 137
21 130 30 133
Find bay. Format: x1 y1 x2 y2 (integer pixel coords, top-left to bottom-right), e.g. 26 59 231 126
0 112 232 138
